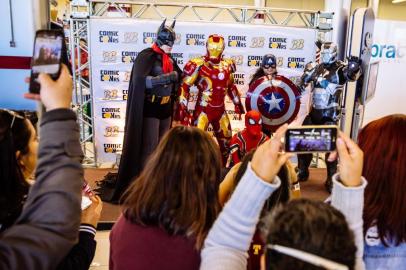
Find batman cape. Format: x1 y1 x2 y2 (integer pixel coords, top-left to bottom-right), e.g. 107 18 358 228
97 48 181 202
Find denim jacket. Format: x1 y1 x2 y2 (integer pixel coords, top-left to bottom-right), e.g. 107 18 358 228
364 226 406 269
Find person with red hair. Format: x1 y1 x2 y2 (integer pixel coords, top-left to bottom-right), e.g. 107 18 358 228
358 114 406 269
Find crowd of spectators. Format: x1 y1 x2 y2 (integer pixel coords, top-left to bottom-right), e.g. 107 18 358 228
0 64 405 270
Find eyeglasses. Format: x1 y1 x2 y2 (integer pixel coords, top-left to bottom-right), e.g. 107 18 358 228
263 65 276 69
267 244 349 270
0 109 24 129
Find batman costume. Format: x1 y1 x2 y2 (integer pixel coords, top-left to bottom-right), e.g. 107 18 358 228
98 20 181 202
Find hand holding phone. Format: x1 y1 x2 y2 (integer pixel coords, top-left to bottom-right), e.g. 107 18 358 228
81 195 103 227
330 131 364 187
29 30 66 94
24 64 72 110
284 125 338 153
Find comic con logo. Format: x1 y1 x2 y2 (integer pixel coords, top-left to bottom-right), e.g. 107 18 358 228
122 90 128 100
269 37 287 50
250 37 265 48
230 55 244 66
171 53 184 65
121 51 139 64
102 108 121 119
277 57 284 67
225 109 242 121
233 73 245 86
103 89 119 100
104 126 120 137
228 36 247 48
102 51 118 63
186 34 206 46
248 55 263 67
288 76 301 85
287 57 305 69
103 89 127 101
99 31 119 43
143 32 156 44
290 39 305 50
122 32 138 44
143 32 181 45
100 70 120 82
103 143 122 154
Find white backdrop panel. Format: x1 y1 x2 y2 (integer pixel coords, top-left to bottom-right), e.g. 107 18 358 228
90 19 317 164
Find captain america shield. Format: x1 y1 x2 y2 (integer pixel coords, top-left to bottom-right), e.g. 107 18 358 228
246 75 300 132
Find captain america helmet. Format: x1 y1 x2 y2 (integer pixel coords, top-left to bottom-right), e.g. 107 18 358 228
320 42 338 65
156 19 176 47
261 54 277 69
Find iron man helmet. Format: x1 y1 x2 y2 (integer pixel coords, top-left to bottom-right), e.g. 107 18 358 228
206 34 225 63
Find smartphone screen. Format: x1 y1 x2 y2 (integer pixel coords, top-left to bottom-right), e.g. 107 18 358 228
29 30 64 93
81 196 92 211
285 126 337 153
32 36 62 74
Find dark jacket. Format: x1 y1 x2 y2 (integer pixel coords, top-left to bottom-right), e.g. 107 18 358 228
0 109 83 269
57 224 97 270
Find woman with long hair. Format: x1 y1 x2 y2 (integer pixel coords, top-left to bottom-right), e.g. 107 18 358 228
248 54 278 86
0 109 36 231
110 126 222 270
0 108 102 270
358 114 406 269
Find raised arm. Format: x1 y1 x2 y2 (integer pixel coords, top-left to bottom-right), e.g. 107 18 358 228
175 58 201 125
201 125 292 270
0 65 84 270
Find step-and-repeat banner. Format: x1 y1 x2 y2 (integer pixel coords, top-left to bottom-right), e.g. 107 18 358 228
363 19 406 125
89 19 317 165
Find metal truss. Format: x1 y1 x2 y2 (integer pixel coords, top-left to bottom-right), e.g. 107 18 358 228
69 0 333 166
69 16 97 166
89 1 333 31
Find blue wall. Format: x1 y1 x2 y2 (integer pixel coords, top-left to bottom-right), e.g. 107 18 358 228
0 69 36 110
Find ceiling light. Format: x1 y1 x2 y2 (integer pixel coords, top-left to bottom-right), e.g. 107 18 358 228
392 0 406 3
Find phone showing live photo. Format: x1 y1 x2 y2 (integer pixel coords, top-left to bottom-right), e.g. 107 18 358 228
285 125 338 153
29 30 68 94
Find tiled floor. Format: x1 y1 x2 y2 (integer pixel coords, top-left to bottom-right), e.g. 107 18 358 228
90 231 110 270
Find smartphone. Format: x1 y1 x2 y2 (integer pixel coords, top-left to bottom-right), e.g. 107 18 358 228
81 181 94 211
81 196 92 211
29 30 65 94
285 125 338 153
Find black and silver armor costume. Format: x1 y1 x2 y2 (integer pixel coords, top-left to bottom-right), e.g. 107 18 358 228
297 42 362 192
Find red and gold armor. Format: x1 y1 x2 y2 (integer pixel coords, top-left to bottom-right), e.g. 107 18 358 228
176 34 245 164
229 110 268 165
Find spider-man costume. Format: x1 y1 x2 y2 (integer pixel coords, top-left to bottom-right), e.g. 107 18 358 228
176 34 245 164
229 110 268 165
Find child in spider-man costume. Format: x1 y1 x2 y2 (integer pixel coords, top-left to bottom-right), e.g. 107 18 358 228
229 110 268 165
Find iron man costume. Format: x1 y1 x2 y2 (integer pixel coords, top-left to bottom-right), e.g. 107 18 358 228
229 110 268 165
176 34 245 164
